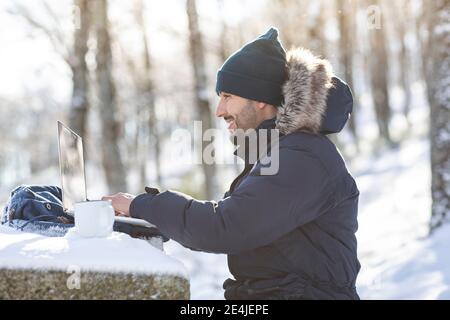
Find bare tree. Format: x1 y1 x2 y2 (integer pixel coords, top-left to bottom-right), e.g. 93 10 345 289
9 1 91 162
186 0 218 200
216 0 242 176
217 0 229 62
133 0 163 188
266 0 309 50
417 0 438 106
69 0 90 138
368 0 393 145
390 0 413 125
9 2 71 61
337 0 359 148
94 0 127 193
308 0 327 58
428 0 450 233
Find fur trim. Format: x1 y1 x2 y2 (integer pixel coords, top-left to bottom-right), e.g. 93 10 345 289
276 48 334 135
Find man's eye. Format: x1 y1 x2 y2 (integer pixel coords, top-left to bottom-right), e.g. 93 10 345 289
223 95 231 100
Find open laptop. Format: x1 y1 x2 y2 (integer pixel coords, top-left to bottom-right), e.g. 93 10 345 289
57 120 155 229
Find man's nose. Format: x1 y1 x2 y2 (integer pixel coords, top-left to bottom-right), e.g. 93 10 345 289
215 99 226 118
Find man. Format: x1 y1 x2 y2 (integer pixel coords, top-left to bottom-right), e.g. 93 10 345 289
102 27 361 300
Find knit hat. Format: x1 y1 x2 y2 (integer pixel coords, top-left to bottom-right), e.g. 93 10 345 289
215 27 287 107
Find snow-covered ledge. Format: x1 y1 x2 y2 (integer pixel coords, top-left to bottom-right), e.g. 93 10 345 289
0 226 189 299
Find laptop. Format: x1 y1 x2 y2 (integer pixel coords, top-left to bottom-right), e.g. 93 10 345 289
57 120 155 229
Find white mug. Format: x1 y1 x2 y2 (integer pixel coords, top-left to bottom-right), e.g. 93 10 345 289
74 200 115 238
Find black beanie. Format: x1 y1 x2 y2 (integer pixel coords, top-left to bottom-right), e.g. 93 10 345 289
216 27 287 107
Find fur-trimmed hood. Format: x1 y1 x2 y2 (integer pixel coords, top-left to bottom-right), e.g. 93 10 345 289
276 48 353 136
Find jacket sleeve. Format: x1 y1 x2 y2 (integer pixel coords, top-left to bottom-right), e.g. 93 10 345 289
130 148 334 254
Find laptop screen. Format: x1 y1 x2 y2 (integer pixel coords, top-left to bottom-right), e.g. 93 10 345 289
57 121 87 214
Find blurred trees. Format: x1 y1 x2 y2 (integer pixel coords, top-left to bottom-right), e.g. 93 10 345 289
367 0 393 145
418 0 437 106
94 0 127 193
133 0 163 188
6 1 74 178
337 0 358 148
391 0 413 124
68 0 90 139
1 0 448 227
428 0 450 232
217 0 230 62
186 0 218 200
307 0 327 57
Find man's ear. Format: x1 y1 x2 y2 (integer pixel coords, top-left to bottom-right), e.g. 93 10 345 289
256 101 267 109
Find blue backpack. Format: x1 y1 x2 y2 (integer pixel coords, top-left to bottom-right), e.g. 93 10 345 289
1 184 168 241
2 185 72 228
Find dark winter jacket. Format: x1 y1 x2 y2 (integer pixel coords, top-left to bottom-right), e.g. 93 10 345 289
130 49 361 300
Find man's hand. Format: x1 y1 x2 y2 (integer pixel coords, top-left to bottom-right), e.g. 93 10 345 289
101 192 136 217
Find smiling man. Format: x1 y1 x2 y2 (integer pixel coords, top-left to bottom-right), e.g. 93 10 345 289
102 27 361 300
218 93 277 133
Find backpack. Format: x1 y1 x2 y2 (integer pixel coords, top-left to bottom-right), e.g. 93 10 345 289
1 184 168 241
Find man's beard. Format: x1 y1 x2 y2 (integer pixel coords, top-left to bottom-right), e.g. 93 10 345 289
228 102 263 166
228 101 258 146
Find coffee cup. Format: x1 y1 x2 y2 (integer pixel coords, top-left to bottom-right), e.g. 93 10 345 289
74 200 115 237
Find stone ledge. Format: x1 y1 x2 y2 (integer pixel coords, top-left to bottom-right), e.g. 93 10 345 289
0 268 189 300
0 226 190 299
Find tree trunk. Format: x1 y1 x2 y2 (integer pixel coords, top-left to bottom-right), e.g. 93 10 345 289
69 0 90 138
429 0 450 233
94 0 127 193
337 0 358 148
308 0 327 57
266 0 309 50
368 0 393 145
217 0 242 176
186 0 217 200
417 0 437 107
392 0 412 123
217 0 229 62
135 0 163 188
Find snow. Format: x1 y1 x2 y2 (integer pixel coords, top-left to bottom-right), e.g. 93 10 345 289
0 225 188 278
8 219 72 237
354 136 450 299
358 223 450 299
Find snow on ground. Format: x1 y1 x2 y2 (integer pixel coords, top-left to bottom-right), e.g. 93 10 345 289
359 222 450 299
355 136 449 299
0 226 188 278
